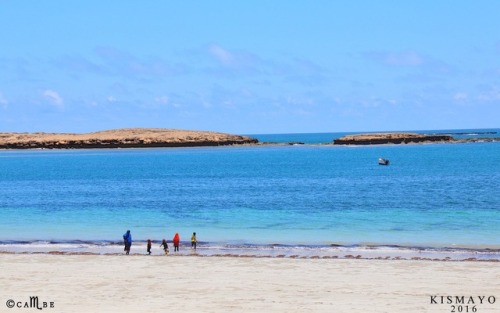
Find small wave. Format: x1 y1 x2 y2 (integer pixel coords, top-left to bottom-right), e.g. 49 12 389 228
432 131 497 136
1 240 498 260
0 239 119 246
2 240 499 252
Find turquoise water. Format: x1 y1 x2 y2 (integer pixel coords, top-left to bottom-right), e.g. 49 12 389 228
0 130 499 258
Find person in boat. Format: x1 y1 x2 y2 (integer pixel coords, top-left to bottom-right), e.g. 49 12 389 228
378 158 390 165
123 230 132 255
173 233 180 252
160 239 169 255
191 232 197 250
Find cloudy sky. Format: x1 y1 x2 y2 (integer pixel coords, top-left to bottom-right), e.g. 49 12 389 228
1 1 499 134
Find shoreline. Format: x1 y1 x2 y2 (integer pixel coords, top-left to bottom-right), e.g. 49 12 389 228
2 241 499 261
2 252 498 262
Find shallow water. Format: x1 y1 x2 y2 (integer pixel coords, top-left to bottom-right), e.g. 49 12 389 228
0 130 499 258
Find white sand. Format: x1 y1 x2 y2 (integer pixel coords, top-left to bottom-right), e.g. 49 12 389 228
0 254 498 313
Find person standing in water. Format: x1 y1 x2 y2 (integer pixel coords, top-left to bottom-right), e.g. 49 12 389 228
160 239 169 255
173 233 180 252
123 230 132 255
191 232 197 250
147 239 152 255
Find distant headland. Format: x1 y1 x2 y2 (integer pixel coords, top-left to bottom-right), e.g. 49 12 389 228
0 128 258 149
333 133 453 145
332 132 499 145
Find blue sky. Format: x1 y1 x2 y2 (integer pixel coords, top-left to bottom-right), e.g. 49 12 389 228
1 1 499 134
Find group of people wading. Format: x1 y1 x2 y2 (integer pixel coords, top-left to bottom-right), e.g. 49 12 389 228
123 230 197 255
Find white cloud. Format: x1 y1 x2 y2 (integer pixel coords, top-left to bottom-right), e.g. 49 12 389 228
199 96 212 109
107 96 116 103
365 50 425 67
155 96 169 105
453 92 468 101
206 44 261 71
153 95 181 108
42 90 64 107
477 89 500 102
208 44 235 66
453 89 500 104
286 96 314 106
365 50 453 77
383 50 424 66
0 92 8 108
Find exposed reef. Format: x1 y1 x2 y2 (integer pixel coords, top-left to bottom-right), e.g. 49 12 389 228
0 128 258 149
333 133 454 145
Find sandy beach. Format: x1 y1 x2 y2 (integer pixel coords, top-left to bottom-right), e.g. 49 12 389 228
0 254 498 313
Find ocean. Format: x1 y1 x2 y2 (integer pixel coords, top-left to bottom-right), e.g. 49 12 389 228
0 129 499 260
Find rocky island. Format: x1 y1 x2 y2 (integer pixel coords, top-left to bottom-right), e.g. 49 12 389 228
0 128 258 149
333 133 454 145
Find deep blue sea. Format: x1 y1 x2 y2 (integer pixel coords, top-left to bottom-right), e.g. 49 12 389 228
0 129 499 259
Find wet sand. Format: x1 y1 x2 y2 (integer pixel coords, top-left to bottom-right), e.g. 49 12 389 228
2 241 499 261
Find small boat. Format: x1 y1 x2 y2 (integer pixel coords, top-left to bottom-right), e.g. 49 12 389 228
378 158 390 165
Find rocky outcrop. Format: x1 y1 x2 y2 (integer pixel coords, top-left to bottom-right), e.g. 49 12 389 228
0 128 258 149
456 137 500 143
333 133 453 145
